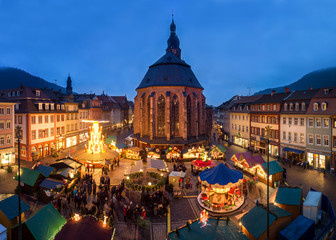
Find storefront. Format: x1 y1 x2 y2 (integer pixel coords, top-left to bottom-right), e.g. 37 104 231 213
281 146 304 162
0 150 14 165
307 152 331 170
79 133 88 143
250 137 279 156
233 135 249 148
66 136 77 148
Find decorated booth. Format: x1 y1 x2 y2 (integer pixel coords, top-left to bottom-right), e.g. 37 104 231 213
191 159 216 172
146 148 161 159
182 146 206 160
166 147 181 160
232 152 265 175
210 145 226 160
124 147 143 160
197 163 244 213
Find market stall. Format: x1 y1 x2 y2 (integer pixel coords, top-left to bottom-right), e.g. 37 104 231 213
191 159 216 172
182 146 206 160
166 147 181 161
257 161 284 187
198 163 244 213
232 152 265 175
124 147 143 160
147 148 161 159
169 171 186 198
210 145 226 160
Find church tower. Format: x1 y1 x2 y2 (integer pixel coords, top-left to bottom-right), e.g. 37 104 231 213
166 18 181 58
66 74 73 95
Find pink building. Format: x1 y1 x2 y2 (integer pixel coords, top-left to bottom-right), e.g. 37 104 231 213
0 99 16 165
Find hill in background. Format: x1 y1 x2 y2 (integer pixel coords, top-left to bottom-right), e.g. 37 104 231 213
0 67 66 93
254 67 336 95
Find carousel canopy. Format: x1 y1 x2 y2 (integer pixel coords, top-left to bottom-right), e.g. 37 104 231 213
199 163 243 185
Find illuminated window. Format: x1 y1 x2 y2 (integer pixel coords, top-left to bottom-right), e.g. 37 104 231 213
300 133 304 143
308 134 313 144
323 135 329 147
313 103 319 111
323 118 329 128
316 134 321 145
322 102 327 111
316 118 321 128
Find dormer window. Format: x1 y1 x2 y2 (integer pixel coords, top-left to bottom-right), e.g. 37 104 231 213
16 91 20 96
284 103 288 111
324 89 329 95
267 105 270 111
61 105 65 110
7 92 11 97
15 104 20 110
246 106 249 110
36 90 40 96
50 104 54 110
262 105 265 111
322 102 327 111
82 103 85 108
313 103 319 111
38 103 43 110
57 105 60 110
295 103 299 111
301 102 306 111
289 103 293 111
45 103 49 110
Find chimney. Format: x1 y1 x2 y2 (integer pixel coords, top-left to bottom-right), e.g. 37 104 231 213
271 90 276 96
309 87 312 90
285 87 289 93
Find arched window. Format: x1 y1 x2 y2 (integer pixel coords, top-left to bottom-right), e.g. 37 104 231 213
157 95 165 137
187 95 192 136
147 97 151 134
171 95 179 136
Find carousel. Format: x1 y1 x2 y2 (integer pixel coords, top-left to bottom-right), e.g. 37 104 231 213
197 163 245 213
71 120 118 168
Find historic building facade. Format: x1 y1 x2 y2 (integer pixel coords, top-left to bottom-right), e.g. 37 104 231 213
133 19 207 149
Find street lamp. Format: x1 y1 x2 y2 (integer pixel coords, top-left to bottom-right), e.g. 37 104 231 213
15 126 23 240
265 125 272 240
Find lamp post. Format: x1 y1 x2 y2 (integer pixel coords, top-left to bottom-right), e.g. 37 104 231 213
265 125 272 240
15 126 23 240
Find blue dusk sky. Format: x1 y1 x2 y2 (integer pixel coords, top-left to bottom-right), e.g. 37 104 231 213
1 0 336 106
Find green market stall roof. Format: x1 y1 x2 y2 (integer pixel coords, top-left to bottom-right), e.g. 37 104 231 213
116 143 128 149
0 195 30 220
105 135 117 145
241 205 276 239
261 160 283 175
275 187 302 206
12 204 66 240
14 167 42 187
168 218 248 240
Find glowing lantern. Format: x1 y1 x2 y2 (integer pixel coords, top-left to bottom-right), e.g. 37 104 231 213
74 213 81 221
200 209 209 228
103 215 108 227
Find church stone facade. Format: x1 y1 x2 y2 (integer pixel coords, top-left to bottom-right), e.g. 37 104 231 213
133 19 208 149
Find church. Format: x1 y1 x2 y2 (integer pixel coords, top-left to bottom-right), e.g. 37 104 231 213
132 18 208 149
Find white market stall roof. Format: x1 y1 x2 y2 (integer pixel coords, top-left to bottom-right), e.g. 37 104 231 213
169 171 186 178
125 160 144 175
147 158 168 172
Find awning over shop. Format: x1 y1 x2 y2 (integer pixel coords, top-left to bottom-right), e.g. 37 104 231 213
283 147 303 154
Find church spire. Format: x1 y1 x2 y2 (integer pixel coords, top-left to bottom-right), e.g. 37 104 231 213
166 15 181 58
66 73 73 95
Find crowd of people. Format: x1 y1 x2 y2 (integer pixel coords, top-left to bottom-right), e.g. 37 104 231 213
173 161 187 172
140 190 170 218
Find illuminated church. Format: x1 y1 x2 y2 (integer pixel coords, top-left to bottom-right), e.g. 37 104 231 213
132 18 208 149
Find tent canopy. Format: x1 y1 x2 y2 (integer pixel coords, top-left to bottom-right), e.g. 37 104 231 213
276 187 302 206
116 143 128 149
199 163 243 186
